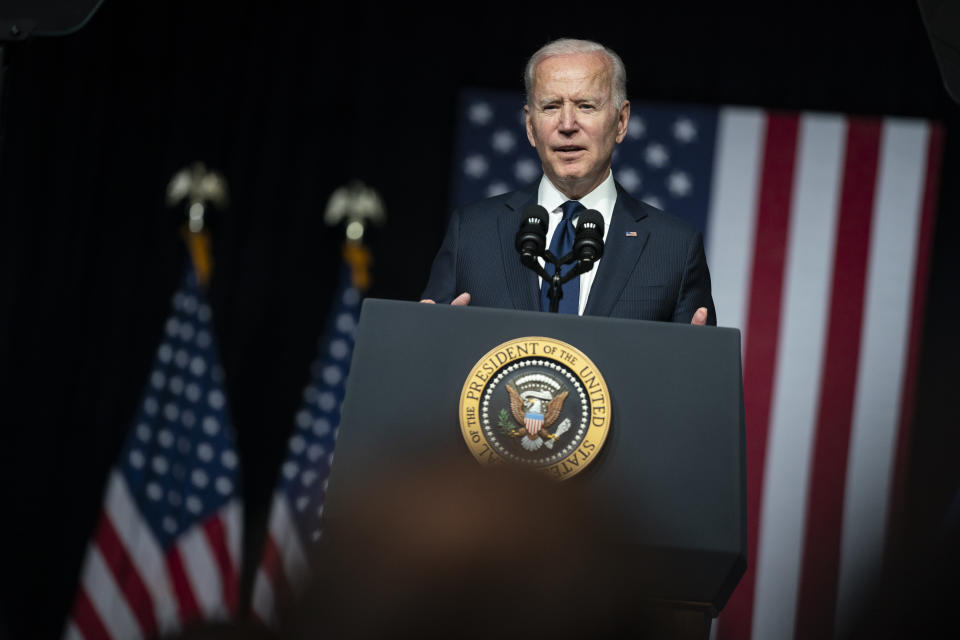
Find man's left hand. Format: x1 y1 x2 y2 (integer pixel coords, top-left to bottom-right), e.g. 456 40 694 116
691 307 708 326
420 292 471 306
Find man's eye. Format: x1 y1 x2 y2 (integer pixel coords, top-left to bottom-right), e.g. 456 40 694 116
580 104 595 110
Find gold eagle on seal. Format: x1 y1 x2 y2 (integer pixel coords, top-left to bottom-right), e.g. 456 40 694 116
505 384 570 452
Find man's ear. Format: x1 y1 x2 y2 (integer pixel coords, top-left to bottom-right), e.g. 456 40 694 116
615 100 631 143
524 104 537 148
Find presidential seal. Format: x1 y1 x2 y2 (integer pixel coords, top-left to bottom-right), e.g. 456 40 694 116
459 337 611 480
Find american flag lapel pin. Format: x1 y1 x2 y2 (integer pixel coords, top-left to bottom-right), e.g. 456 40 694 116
625 231 638 237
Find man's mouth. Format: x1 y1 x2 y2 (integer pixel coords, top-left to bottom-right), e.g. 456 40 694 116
555 146 586 156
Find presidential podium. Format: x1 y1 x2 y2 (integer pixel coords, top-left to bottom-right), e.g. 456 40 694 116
322 299 746 639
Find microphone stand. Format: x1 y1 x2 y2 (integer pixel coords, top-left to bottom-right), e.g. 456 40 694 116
519 250 597 313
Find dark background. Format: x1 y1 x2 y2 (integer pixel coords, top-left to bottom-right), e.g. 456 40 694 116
0 2 957 638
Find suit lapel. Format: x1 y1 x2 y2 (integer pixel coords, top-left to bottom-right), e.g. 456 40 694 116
584 186 650 316
498 187 541 311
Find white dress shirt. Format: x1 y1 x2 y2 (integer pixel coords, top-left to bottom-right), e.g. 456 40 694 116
536 171 616 314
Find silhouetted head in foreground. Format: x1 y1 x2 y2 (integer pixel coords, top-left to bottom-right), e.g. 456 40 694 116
282 457 652 639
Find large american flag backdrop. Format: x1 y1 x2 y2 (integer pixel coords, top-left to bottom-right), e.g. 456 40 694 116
250 259 365 625
452 89 943 639
64 267 243 640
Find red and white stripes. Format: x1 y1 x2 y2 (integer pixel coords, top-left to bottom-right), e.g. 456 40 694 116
250 494 310 626
708 109 941 640
67 473 242 639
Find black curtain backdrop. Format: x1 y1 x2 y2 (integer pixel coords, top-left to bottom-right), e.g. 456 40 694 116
0 2 957 638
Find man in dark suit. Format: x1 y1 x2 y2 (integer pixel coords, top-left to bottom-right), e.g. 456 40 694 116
422 38 715 326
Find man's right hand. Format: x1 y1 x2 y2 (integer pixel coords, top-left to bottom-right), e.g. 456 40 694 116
420 292 471 306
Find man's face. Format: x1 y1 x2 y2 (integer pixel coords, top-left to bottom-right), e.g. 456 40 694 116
525 52 630 199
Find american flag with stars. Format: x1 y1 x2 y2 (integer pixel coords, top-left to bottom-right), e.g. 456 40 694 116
453 89 943 640
251 258 365 625
64 265 243 640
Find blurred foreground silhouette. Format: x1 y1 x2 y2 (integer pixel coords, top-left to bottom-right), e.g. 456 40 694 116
161 457 717 639
285 457 693 639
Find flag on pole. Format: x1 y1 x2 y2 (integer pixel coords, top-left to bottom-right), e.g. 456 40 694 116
453 90 943 639
64 265 243 640
250 244 369 625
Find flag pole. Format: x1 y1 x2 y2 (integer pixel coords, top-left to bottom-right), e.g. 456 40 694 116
324 180 386 293
166 162 229 287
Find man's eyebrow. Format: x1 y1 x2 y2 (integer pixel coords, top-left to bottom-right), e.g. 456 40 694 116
538 95 606 106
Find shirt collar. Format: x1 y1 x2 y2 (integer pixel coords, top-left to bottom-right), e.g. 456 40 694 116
537 171 617 230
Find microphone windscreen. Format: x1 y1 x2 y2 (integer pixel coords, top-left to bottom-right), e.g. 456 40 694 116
574 209 604 261
576 209 604 235
515 205 549 255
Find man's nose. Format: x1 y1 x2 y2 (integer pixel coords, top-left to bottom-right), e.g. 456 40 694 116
558 103 578 133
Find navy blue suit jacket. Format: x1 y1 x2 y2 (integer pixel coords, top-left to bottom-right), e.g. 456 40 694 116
421 182 716 325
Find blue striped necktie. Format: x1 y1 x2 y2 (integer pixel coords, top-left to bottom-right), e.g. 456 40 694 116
540 200 584 314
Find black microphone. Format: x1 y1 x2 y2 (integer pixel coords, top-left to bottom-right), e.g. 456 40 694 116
573 209 604 263
514 204 549 258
